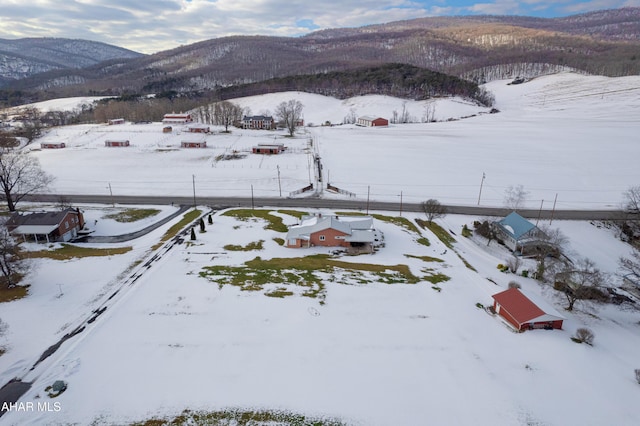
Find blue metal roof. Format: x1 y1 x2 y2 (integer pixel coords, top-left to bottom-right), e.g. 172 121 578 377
497 212 536 240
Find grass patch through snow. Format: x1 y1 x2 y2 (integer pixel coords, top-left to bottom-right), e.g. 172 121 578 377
25 244 132 260
104 208 160 223
0 284 29 303
222 209 288 232
223 240 264 251
152 209 201 250
416 219 456 249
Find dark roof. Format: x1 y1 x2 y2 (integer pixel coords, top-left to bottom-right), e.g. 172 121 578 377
7 208 78 228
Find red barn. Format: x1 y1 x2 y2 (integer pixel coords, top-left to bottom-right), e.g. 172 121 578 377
162 113 193 124
181 141 207 148
40 142 66 149
252 143 285 154
187 124 210 133
356 116 389 127
492 287 565 331
105 140 130 147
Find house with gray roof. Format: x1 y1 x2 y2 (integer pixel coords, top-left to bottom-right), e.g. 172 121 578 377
6 208 85 243
286 214 382 252
493 211 547 253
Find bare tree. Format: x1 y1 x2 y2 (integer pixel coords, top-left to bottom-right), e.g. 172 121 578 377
275 99 304 136
421 199 447 223
534 225 569 281
619 247 640 283
504 184 529 211
423 102 436 123
0 227 27 288
554 258 609 311
573 328 595 345
0 150 54 211
623 185 640 214
214 101 243 132
505 254 521 273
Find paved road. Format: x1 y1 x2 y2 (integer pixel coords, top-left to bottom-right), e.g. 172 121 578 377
25 193 626 221
0 380 32 418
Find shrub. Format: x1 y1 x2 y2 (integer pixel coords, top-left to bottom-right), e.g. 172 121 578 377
635 369 640 384
475 302 484 309
521 270 529 278
572 328 595 345
461 224 473 238
508 281 521 289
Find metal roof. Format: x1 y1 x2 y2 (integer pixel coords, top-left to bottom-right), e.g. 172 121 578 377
497 212 537 240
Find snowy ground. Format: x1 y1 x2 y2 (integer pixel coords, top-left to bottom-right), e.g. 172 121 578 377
24 72 640 209
1 72 640 425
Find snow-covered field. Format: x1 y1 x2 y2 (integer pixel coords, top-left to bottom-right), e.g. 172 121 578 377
1 72 640 425
26 72 640 209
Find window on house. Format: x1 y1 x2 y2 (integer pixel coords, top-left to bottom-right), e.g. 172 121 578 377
319 235 325 241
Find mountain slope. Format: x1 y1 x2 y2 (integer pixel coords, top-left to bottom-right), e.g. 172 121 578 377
0 37 143 81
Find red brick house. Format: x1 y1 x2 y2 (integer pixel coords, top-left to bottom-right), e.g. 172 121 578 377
286 214 382 251
492 287 565 331
6 208 86 243
356 116 389 127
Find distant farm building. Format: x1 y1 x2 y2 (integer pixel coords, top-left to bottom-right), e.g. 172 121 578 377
356 116 389 127
108 118 125 125
162 113 193 124
181 141 207 148
187 124 210 133
493 212 548 253
286 214 382 252
6 208 86 243
242 115 275 130
252 143 285 155
492 287 565 331
105 140 130 147
162 126 172 133
40 142 66 149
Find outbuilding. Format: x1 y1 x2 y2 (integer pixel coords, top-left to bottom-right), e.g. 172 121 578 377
181 141 207 148
187 124 210 133
40 142 66 149
162 113 193 124
252 143 285 154
105 140 130 147
108 118 125 125
492 287 565 331
356 116 389 127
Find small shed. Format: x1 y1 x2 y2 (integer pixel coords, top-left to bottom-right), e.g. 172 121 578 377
253 143 285 155
108 118 125 125
105 140 130 147
40 142 66 149
187 124 210 133
162 126 173 133
181 141 207 148
356 116 389 127
492 287 565 331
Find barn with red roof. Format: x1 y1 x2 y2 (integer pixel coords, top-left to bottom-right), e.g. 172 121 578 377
492 287 565 331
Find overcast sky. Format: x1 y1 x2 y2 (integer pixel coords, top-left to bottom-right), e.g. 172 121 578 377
1 0 638 54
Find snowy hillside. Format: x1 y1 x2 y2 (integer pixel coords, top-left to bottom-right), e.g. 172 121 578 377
28 72 640 210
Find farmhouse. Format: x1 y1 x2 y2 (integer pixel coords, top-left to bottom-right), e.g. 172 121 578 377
356 116 389 127
162 113 193 124
105 140 130 147
187 124 210 133
181 141 207 148
6 208 86 243
493 211 547 253
108 118 125 125
252 143 285 154
492 287 565 331
286 214 382 252
40 142 66 149
242 115 275 130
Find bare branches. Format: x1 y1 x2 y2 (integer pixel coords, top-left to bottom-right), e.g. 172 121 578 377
0 151 54 211
421 199 448 223
275 99 304 136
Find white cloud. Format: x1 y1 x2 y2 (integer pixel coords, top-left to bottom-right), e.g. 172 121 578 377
0 0 636 54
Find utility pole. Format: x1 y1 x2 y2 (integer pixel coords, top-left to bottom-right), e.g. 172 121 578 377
277 165 282 197
107 183 114 207
366 185 370 215
192 175 196 208
251 184 254 210
399 191 403 216
536 199 544 226
550 193 558 225
477 172 485 206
